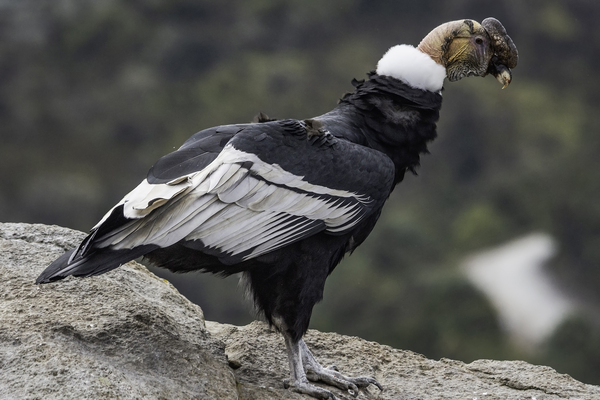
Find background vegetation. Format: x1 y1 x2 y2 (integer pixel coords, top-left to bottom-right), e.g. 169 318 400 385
2 0 600 385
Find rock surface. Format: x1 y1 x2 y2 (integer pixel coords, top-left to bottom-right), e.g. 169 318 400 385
1 222 599 400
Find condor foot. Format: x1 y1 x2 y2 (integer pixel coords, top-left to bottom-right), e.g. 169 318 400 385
299 340 383 397
283 336 382 399
284 378 340 400
306 364 383 397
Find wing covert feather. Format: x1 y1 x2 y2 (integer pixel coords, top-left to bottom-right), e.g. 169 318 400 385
88 120 395 264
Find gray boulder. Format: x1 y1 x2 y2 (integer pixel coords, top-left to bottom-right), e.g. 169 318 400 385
1 222 598 400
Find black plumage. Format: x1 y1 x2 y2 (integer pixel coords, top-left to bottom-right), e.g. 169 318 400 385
37 75 438 397
38 75 437 284
37 17 518 399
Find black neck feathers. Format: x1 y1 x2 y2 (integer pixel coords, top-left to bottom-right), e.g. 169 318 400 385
321 73 443 186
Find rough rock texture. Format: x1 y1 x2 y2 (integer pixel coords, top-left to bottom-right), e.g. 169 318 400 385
0 223 236 400
207 321 600 400
1 222 599 400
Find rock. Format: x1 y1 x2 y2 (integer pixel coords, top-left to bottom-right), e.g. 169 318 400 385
1 222 599 400
0 223 236 400
207 321 600 400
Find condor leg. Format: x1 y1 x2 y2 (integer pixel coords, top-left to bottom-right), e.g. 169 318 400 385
300 339 383 396
283 333 340 400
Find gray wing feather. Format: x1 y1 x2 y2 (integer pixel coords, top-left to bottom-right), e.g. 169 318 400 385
91 143 374 261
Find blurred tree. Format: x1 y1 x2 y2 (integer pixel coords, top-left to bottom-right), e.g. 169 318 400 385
541 315 600 385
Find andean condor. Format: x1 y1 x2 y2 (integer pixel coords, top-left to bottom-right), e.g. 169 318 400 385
37 18 518 400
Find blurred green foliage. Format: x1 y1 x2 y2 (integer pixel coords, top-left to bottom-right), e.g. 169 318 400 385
2 0 600 385
541 315 600 385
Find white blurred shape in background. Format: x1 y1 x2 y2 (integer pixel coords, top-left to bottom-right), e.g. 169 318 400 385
463 233 575 351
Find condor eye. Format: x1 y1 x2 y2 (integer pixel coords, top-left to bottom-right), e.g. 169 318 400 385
475 37 484 45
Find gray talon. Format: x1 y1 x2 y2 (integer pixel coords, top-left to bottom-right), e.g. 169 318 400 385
348 383 359 397
284 338 382 399
287 380 339 400
351 376 383 390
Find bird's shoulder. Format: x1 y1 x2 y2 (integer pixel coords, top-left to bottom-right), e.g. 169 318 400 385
146 119 328 185
149 118 395 201
147 123 246 184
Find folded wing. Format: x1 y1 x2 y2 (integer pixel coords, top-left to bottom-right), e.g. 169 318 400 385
38 119 394 281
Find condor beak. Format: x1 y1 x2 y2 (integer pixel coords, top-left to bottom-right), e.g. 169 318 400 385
497 67 512 89
482 18 518 89
488 57 512 89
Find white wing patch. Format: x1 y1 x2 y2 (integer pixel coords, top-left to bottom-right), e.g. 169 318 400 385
93 144 372 261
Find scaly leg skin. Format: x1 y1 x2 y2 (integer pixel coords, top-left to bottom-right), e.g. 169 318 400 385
282 334 383 399
300 339 383 396
283 334 339 399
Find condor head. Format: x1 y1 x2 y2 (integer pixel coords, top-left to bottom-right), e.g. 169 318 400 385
417 18 518 88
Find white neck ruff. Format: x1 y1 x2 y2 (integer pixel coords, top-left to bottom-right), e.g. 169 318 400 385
376 44 446 92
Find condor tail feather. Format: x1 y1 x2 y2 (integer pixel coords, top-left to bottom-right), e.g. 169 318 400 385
35 245 157 284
